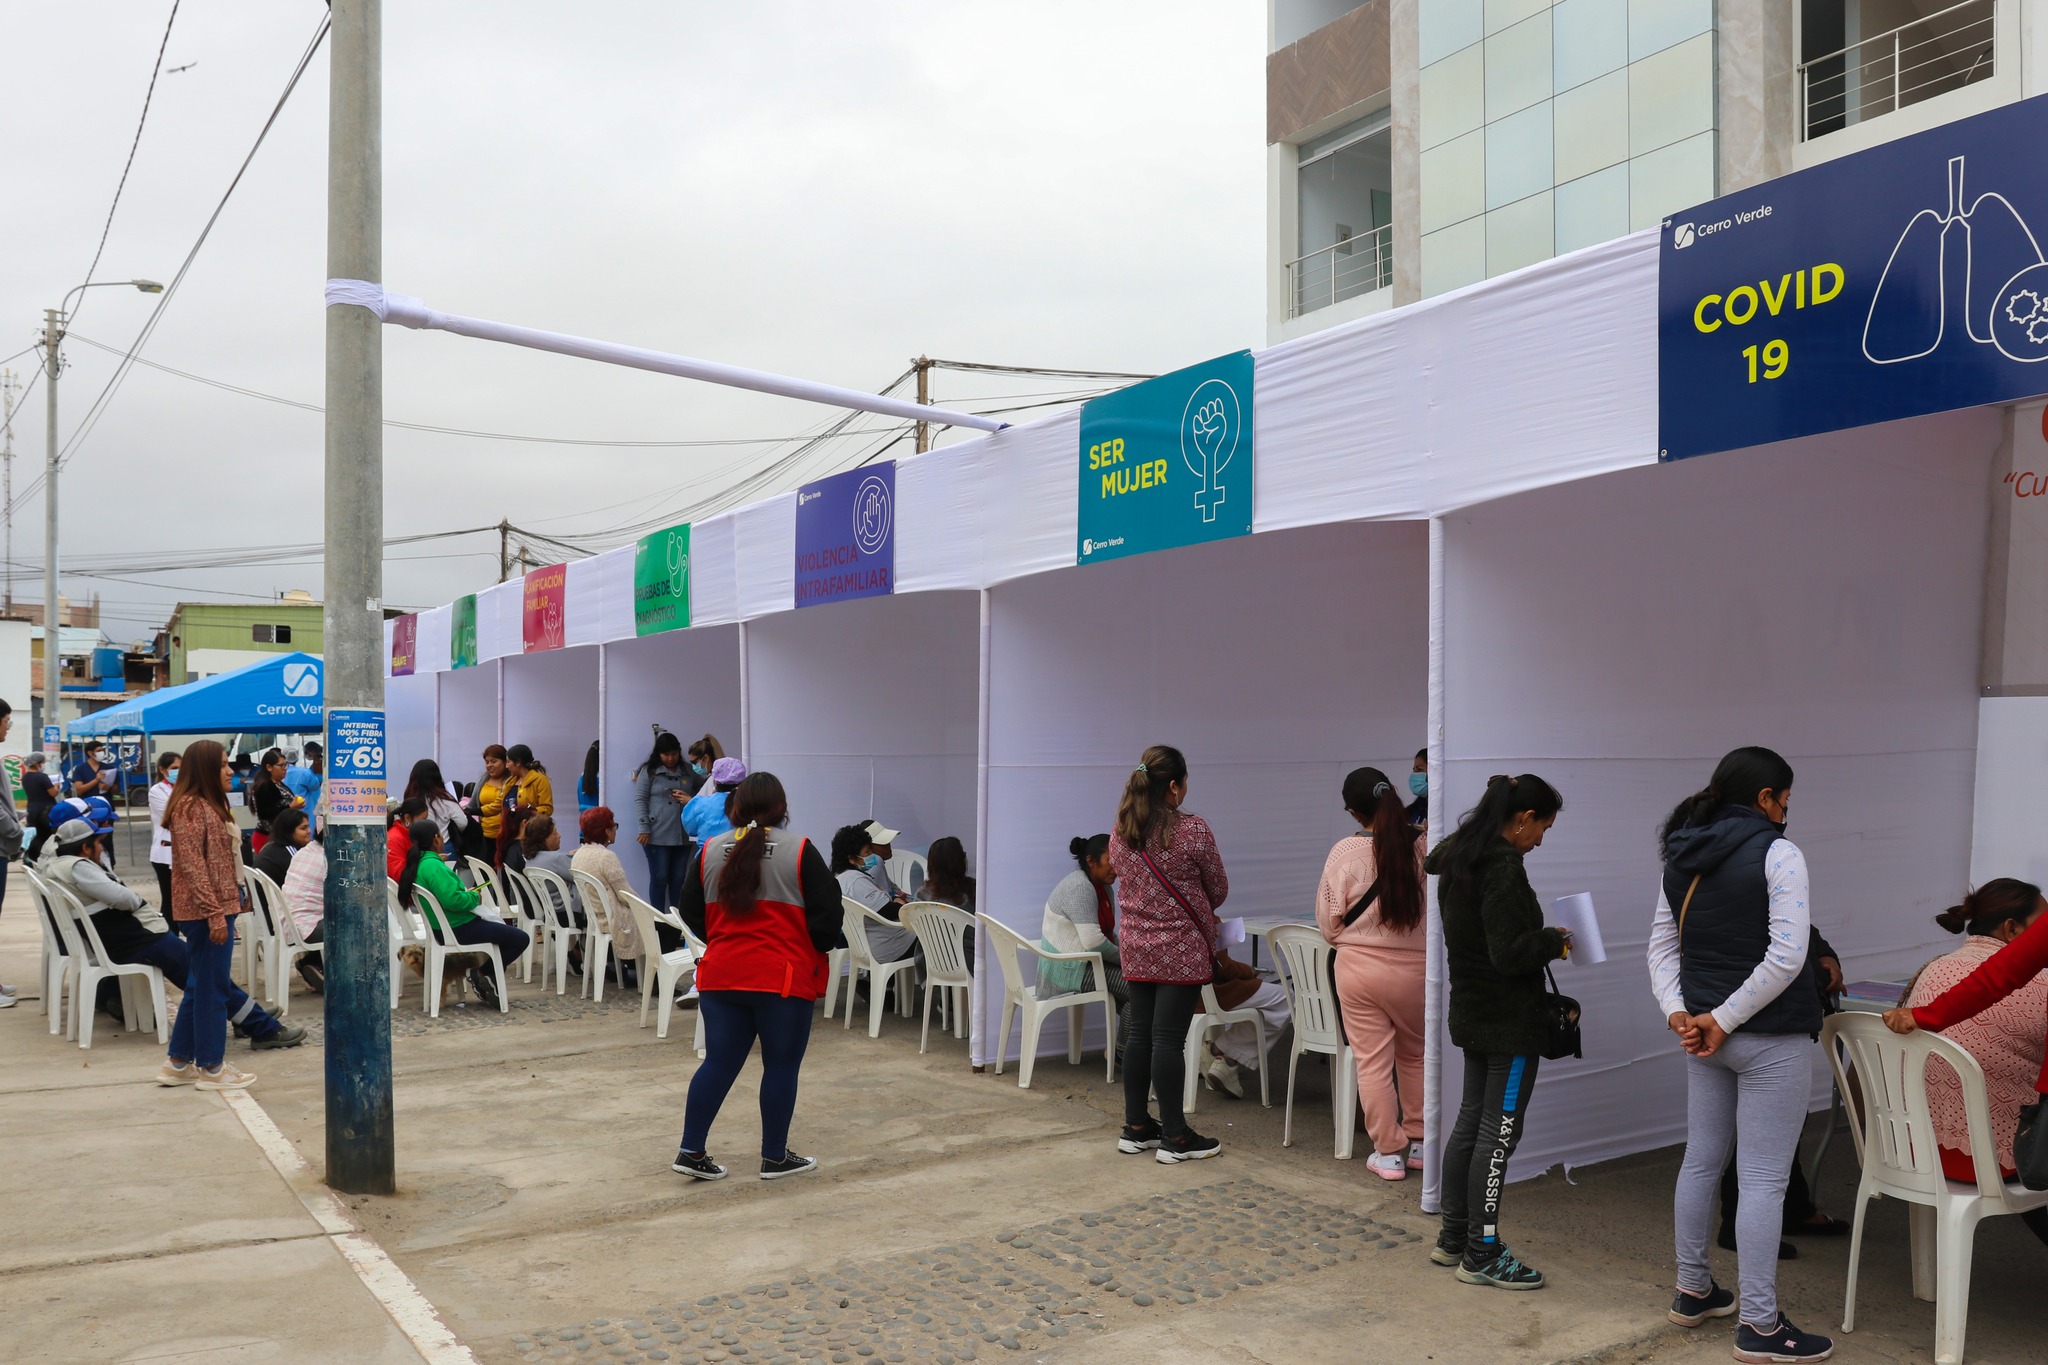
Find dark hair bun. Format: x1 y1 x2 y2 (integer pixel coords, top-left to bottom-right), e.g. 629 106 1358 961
1933 904 1971 934
1068 835 1089 858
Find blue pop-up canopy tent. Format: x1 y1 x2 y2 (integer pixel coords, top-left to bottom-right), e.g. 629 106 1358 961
66 652 324 738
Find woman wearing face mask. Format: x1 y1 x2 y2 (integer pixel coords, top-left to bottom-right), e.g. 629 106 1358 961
833 825 915 964
1648 747 1833 1364
686 734 725 795
1406 748 1429 830
1425 772 1569 1291
633 732 694 911
147 750 182 910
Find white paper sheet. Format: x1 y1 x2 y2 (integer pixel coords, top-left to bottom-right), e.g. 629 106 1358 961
1550 893 1607 966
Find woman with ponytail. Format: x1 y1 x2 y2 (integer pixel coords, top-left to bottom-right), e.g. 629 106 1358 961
1424 771 1569 1292
1107 744 1230 1164
670 772 842 1184
1889 879 2048 1245
1316 766 1427 1181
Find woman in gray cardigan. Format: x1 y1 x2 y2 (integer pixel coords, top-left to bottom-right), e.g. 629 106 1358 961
1038 834 1130 1055
633 732 695 911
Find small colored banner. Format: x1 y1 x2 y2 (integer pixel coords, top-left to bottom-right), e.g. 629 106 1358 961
634 523 692 636
3 754 23 805
795 462 895 608
324 708 387 825
522 563 567 652
1077 351 1254 566
450 594 478 669
389 613 417 677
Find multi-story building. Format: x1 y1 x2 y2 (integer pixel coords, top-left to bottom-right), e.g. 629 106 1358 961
161 590 325 685
1269 0 2023 342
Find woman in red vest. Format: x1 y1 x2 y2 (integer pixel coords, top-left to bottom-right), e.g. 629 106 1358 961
670 772 842 1182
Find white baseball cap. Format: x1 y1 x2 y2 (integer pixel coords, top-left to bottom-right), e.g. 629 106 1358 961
863 820 900 846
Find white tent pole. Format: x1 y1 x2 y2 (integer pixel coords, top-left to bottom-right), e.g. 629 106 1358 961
326 281 1005 434
1422 515 1447 1216
596 643 608 809
972 587 992 1068
737 621 751 766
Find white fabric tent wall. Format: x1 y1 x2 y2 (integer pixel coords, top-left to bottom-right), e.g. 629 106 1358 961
416 605 452 676
600 625 743 899
385 672 439 796
477 581 523 661
744 591 981 857
979 521 1430 1066
436 663 502 794
500 648 600 848
1437 409 1999 1179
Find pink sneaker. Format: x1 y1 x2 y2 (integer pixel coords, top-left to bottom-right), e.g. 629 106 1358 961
1407 1141 1425 1171
1366 1152 1407 1181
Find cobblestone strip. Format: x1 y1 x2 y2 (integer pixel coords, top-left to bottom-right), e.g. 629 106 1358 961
509 1178 1418 1364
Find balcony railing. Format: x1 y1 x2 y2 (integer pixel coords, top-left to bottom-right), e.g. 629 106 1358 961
1798 0 1995 140
1286 222 1393 319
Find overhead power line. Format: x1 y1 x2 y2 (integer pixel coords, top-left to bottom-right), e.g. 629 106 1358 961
73 1 182 330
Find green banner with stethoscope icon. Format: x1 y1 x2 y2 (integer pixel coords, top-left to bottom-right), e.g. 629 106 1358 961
633 522 692 636
1077 350 1254 567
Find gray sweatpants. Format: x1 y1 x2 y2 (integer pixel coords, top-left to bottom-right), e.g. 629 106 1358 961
1673 1031 1812 1328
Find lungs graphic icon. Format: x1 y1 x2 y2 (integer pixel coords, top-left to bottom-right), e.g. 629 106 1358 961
1865 156 2046 364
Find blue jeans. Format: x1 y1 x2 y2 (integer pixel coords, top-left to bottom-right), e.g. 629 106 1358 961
92 911 283 1040
681 990 815 1159
452 916 529 964
168 916 239 1070
644 841 690 912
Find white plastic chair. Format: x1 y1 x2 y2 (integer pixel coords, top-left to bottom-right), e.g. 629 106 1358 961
412 884 508 1018
240 866 320 1017
467 855 540 981
386 877 429 1009
525 865 583 996
1267 924 1358 1158
902 901 974 1052
1182 982 1273 1114
673 915 709 1058
44 879 167 1049
840 897 919 1037
621 892 699 1042
25 867 75 1036
570 869 621 1001
979 914 1114 1088
1826 1013 2048 1365
887 849 928 897
238 870 278 994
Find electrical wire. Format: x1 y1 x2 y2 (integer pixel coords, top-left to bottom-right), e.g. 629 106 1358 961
72 1 181 332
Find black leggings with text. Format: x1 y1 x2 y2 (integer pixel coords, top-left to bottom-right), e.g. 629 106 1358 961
1440 1050 1541 1263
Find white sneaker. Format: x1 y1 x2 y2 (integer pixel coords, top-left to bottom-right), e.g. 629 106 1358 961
1407 1141 1425 1170
194 1063 257 1091
1205 1055 1244 1099
1366 1151 1408 1181
0 981 18 996
0 993 16 1009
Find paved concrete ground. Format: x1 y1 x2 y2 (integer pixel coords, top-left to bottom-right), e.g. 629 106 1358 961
4 879 2044 1364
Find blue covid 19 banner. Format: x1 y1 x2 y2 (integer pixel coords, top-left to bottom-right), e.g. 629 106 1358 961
1077 350 1254 565
1660 93 2048 461
794 461 895 608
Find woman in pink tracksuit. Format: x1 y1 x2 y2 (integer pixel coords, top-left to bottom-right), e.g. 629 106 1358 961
1317 765 1428 1181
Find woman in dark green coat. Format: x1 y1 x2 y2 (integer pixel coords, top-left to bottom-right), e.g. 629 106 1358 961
1423 773 1570 1292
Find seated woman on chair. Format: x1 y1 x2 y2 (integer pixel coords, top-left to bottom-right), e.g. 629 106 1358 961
833 824 915 964
1888 878 2048 1247
254 808 309 888
397 818 528 1009
1040 833 1131 1058
570 805 643 966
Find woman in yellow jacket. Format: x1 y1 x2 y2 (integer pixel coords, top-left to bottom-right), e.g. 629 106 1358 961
477 745 509 864
500 744 554 870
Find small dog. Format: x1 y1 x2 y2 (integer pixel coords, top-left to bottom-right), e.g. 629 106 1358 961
397 945 492 1009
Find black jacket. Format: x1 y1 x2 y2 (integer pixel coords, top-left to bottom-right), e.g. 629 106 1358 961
1427 837 1567 1057
1662 806 1822 1037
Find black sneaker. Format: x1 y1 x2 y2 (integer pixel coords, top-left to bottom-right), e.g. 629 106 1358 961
1670 1280 1737 1327
1429 1236 1466 1267
468 967 502 1011
297 959 325 995
251 1023 307 1050
670 1150 727 1181
1117 1121 1163 1154
1154 1130 1222 1164
1456 1245 1546 1290
1733 1314 1833 1363
760 1151 818 1181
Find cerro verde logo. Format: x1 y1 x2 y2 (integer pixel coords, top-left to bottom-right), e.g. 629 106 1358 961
282 661 321 698
1673 223 1697 249
852 474 892 555
1082 538 1093 556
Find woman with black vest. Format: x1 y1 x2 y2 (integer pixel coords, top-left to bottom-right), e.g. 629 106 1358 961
1423 773 1570 1291
1648 746 1834 1365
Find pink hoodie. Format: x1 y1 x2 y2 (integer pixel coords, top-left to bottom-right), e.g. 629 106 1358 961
1315 832 1426 952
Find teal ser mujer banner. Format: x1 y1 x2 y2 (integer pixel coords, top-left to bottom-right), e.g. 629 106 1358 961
1076 350 1254 566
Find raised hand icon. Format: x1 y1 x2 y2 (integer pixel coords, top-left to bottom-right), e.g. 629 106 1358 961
1180 381 1240 523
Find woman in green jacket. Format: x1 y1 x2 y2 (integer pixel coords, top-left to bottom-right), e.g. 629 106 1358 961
1423 773 1570 1292
397 818 529 1009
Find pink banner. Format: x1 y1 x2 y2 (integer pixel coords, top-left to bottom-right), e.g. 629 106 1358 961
522 563 567 652
390 612 418 676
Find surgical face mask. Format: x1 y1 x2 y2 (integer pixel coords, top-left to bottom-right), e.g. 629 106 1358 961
1408 772 1427 798
864 853 883 873
1771 818 1789 835
166 768 179 783
691 762 707 777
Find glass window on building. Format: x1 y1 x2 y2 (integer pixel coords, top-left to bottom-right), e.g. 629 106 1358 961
1294 110 1393 316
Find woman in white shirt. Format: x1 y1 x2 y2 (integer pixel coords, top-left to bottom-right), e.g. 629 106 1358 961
148 750 181 909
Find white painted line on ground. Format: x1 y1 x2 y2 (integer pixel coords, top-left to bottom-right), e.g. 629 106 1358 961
219 1088 481 1365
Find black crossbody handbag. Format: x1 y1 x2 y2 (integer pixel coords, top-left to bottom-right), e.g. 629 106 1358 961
2016 1100 2048 1190
1541 964 1582 1060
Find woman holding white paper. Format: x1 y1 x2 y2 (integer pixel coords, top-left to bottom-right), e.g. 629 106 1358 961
1646 746 1834 1365
1316 766 1427 1181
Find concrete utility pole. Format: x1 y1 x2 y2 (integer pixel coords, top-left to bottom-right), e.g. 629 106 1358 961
322 0 394 1195
41 311 63 729
498 517 511 583
913 355 932 455
2 369 17 614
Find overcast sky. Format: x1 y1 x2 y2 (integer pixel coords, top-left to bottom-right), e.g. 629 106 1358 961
0 3 1266 640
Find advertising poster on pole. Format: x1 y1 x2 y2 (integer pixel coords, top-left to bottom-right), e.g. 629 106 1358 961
794 462 895 608
450 594 478 669
634 523 692 636
1077 351 1254 565
324 708 387 825
1660 92 2048 461
389 613 417 677
522 563 567 651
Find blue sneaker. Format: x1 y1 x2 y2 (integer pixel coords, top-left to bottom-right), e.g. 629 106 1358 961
1455 1245 1545 1290
1733 1314 1834 1363
1669 1280 1736 1327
